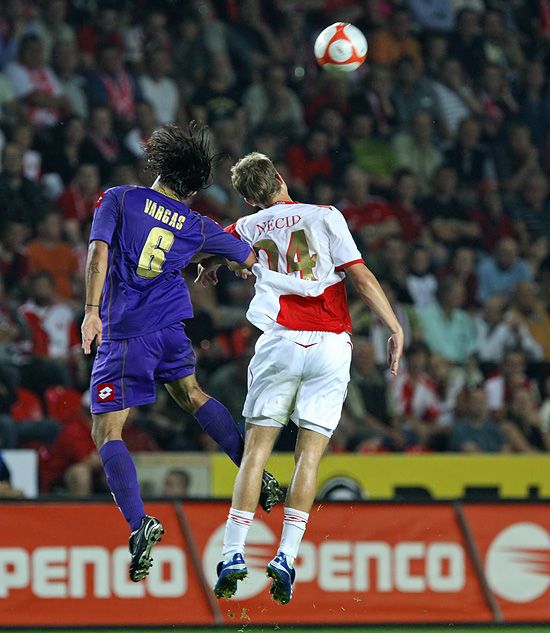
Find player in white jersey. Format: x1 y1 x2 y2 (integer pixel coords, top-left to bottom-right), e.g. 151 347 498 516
196 152 403 604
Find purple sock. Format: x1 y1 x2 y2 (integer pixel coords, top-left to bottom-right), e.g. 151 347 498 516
194 398 244 466
99 440 145 532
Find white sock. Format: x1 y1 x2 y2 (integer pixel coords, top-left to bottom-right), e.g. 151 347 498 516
279 507 309 566
222 508 254 560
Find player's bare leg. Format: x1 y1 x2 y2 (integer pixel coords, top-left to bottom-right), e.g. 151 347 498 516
92 409 164 582
267 427 330 604
214 424 280 599
166 376 283 512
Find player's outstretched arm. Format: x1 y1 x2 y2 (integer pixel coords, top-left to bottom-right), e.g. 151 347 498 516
346 262 404 376
81 239 108 354
195 251 257 286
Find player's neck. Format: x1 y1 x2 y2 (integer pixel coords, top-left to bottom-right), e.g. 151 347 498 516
267 192 294 208
151 177 181 202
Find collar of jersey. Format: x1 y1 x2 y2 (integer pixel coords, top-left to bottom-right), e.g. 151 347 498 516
272 200 297 205
152 186 182 203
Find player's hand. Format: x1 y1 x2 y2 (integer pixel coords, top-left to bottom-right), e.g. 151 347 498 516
234 268 253 280
195 263 220 286
387 329 404 376
81 312 102 355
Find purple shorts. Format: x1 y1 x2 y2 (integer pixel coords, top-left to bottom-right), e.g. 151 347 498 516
90 322 195 414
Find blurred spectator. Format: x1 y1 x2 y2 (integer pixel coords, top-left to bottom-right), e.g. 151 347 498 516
477 237 532 302
389 169 426 242
348 112 396 189
0 221 30 294
431 58 482 137
474 295 543 365
502 387 550 453
58 164 101 244
408 0 454 32
484 349 538 416
391 57 440 130
495 123 541 196
316 107 352 179
511 172 550 243
0 275 27 378
428 354 467 427
345 339 392 447
370 8 423 72
5 33 67 127
423 164 481 247
467 182 518 251
338 166 400 249
26 213 79 300
80 106 120 184
508 281 550 361
540 377 550 433
243 64 305 137
124 10 172 70
305 73 350 125
77 7 124 70
40 394 101 495
406 245 437 308
11 121 41 182
439 246 478 309
417 276 476 363
41 116 87 186
124 101 155 158
518 61 550 158
162 468 191 498
139 49 179 125
444 117 495 194
87 44 141 126
478 63 519 140
34 0 75 63
388 341 440 450
0 142 46 232
208 355 249 425
354 65 397 137
51 41 88 119
286 128 333 194
191 53 242 125
448 8 485 78
449 387 507 453
392 110 443 192
481 8 525 70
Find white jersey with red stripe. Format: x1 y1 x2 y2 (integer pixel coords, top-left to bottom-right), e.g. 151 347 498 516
227 201 364 334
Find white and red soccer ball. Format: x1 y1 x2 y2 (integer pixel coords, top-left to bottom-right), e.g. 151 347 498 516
314 22 368 73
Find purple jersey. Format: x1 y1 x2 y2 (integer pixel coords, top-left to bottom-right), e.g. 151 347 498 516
89 185 251 340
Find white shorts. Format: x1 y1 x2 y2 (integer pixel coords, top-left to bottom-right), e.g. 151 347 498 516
243 329 352 437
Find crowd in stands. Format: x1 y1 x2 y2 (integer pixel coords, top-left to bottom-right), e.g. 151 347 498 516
0 0 549 495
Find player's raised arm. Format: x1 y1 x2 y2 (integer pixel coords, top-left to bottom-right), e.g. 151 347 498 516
346 263 404 375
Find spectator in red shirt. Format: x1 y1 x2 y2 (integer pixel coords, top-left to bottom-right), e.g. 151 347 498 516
77 7 124 70
58 163 101 244
338 165 400 250
390 169 426 242
286 129 333 196
40 394 101 495
18 272 83 393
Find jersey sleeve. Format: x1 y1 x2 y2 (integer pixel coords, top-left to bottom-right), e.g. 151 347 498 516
325 207 365 271
89 189 119 246
201 217 252 263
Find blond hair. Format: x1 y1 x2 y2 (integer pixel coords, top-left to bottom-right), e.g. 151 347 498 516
230 152 280 207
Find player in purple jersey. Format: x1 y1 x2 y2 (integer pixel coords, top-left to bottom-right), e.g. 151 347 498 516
81 124 283 582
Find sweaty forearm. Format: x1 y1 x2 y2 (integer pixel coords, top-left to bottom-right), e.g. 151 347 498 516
85 241 109 309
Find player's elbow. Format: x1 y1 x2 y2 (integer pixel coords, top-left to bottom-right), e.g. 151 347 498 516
88 240 109 262
347 262 375 292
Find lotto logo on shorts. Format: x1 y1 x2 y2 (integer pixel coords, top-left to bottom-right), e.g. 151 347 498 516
97 383 115 402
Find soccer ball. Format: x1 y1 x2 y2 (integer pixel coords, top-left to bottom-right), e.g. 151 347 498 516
314 22 368 73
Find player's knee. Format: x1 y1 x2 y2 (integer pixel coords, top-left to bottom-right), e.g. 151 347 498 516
91 420 107 448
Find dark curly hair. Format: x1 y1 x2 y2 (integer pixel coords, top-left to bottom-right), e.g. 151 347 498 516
143 123 213 200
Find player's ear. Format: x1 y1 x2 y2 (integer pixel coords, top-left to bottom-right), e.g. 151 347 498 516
244 197 257 208
188 190 198 198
